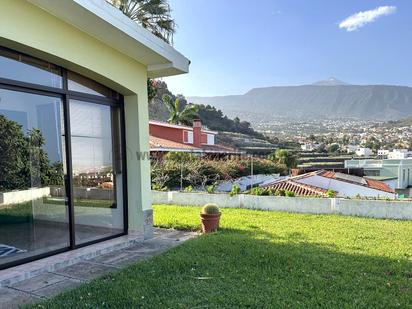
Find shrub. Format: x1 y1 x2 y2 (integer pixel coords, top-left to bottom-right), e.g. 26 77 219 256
250 187 276 196
151 183 168 191
326 189 335 198
201 203 220 214
250 187 264 195
206 184 215 194
285 190 295 197
229 183 241 197
184 185 193 192
150 156 285 190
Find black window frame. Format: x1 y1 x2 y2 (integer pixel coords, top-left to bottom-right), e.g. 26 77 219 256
0 46 128 270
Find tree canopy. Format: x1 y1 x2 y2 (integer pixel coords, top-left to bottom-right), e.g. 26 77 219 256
0 115 63 191
110 0 176 44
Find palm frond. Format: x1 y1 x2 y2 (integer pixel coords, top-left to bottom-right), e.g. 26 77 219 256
109 0 176 44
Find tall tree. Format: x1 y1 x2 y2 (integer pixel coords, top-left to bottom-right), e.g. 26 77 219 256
0 115 63 191
110 0 176 44
269 149 297 170
162 94 198 125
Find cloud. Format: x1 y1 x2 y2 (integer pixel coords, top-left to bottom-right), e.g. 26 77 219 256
339 6 396 32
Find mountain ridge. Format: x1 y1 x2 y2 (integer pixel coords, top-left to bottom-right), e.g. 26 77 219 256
188 82 412 121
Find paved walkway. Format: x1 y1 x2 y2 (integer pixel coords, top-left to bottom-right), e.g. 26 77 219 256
0 228 197 309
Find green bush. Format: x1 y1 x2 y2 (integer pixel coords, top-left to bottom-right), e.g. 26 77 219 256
326 189 336 198
249 187 280 196
285 190 295 197
184 185 193 192
229 183 241 197
151 154 285 190
206 184 215 194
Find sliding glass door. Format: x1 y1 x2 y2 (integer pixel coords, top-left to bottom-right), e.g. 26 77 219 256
70 100 124 245
0 89 69 266
0 47 127 269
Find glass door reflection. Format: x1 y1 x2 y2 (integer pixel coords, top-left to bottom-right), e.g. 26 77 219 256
0 89 69 267
69 100 124 245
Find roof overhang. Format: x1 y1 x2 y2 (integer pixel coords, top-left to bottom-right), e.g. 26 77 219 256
27 0 190 78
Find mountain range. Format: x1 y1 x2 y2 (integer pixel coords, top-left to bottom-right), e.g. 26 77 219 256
188 78 412 121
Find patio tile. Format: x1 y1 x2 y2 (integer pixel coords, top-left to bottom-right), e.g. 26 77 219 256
33 278 82 298
0 229 197 308
0 287 40 308
9 272 67 292
53 261 116 281
88 250 146 267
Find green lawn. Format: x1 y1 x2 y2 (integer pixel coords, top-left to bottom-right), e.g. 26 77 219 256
30 205 412 308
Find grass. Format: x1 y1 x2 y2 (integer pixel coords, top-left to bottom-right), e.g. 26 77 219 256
0 197 114 225
0 201 34 224
30 205 411 308
43 197 114 208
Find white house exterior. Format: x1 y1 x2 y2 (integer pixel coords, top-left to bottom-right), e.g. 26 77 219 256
345 158 412 190
355 147 373 157
377 149 390 158
387 149 412 159
346 145 358 154
301 143 321 151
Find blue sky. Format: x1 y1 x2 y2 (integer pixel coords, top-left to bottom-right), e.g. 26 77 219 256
164 0 412 97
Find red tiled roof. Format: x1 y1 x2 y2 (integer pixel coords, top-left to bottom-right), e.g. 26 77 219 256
200 144 241 154
264 180 331 197
150 136 199 151
317 170 395 193
150 136 242 154
364 178 395 193
263 169 395 195
311 170 395 194
149 120 217 134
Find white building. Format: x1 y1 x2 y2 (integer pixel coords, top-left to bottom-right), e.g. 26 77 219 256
377 149 390 158
387 149 412 159
346 145 358 154
301 143 320 151
345 158 412 190
355 147 373 157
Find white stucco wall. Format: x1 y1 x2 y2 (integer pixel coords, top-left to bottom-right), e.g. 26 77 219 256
152 191 412 220
0 188 51 205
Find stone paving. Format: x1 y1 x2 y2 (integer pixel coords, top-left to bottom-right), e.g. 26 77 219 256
0 228 197 309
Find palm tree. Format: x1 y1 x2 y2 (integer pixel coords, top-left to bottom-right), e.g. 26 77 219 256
109 0 176 44
269 149 297 170
162 95 198 125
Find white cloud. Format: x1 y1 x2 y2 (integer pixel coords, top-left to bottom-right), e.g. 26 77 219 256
339 6 396 32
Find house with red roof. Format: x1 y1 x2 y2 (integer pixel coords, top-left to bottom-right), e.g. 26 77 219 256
263 170 396 198
149 119 243 156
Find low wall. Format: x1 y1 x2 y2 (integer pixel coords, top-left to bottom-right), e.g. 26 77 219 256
33 202 123 228
152 191 412 220
50 186 113 200
0 187 50 206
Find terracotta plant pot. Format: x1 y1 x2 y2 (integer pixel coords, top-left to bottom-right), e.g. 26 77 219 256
200 212 221 233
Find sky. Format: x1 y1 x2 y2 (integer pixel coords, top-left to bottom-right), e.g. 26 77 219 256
164 0 412 97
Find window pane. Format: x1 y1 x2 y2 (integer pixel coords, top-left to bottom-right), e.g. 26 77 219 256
70 100 124 245
0 89 68 267
0 48 62 88
68 71 118 99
